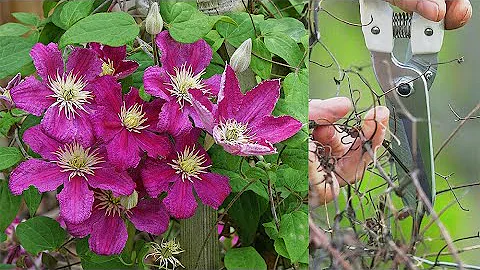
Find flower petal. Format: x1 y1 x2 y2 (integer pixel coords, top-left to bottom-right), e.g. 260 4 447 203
57 177 94 224
164 180 197 219
129 199 169 235
140 159 177 198
251 115 302 144
30 43 64 82
134 131 171 159
194 172 230 209
115 60 139 80
91 75 122 111
106 130 141 170
88 167 135 196
9 159 66 195
217 65 243 120
41 106 95 146
98 44 126 65
66 48 102 82
9 76 54 116
203 74 221 96
64 208 103 238
237 79 281 124
143 66 171 100
189 89 216 133
157 101 192 137
156 31 212 74
89 214 127 255
23 125 61 160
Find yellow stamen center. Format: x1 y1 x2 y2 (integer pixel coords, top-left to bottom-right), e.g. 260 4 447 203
169 146 211 182
216 119 252 145
101 59 116 76
53 142 104 180
118 102 149 133
167 64 206 109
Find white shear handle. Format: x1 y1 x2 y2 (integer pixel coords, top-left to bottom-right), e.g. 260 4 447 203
359 0 444 54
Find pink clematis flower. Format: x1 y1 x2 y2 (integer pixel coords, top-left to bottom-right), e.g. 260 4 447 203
9 43 102 145
0 73 22 110
64 190 170 255
9 125 135 224
140 129 231 219
190 65 303 156
88 43 139 80
143 31 221 128
92 76 171 170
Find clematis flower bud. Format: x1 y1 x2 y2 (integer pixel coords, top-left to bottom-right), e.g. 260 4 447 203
120 190 139 210
145 2 163 35
230 38 252 73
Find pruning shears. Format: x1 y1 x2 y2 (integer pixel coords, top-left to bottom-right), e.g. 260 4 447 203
359 0 444 222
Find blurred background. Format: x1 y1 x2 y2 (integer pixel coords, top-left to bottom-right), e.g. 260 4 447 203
0 1 42 24
311 0 480 264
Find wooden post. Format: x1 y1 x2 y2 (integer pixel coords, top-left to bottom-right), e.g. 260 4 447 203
180 203 220 269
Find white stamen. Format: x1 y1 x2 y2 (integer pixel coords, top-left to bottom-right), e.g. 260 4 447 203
168 146 211 182
94 190 125 217
118 102 149 133
167 64 206 109
53 142 104 180
48 71 92 120
215 119 253 145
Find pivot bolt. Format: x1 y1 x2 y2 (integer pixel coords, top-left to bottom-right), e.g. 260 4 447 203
424 27 434 36
371 26 380 35
397 83 413 97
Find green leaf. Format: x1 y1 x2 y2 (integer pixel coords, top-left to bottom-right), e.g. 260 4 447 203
0 232 6 242
167 3 219 43
128 51 152 89
0 23 31 37
38 22 65 44
12 13 40 26
251 38 271 79
277 166 308 192
259 17 307 42
59 0 94 29
262 220 279 239
0 36 35 79
23 186 42 216
273 238 290 258
209 145 268 199
278 211 308 262
59 12 139 47
216 12 264 48
0 180 21 233
281 147 307 171
16 216 66 255
264 32 304 67
227 191 268 245
0 264 15 270
0 112 21 137
19 115 41 138
283 69 308 119
43 1 59 17
76 238 132 269
224 247 267 270
0 147 22 170
204 30 224 52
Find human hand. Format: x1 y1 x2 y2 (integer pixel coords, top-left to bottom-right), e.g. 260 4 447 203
387 0 472 30
309 97 390 206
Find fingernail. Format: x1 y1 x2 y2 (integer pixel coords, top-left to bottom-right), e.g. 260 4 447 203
418 0 440 21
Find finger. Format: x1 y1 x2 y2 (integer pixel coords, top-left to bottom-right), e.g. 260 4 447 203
386 0 446 22
445 0 472 30
309 141 340 206
310 97 352 157
309 97 352 124
335 106 390 186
